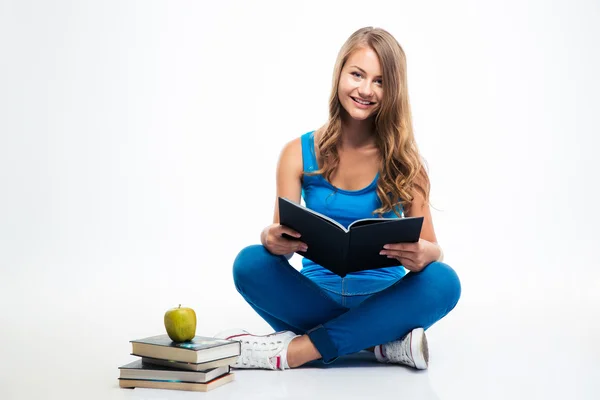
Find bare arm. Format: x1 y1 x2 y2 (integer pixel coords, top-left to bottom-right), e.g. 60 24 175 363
404 188 438 245
380 176 443 271
271 137 303 224
260 137 304 258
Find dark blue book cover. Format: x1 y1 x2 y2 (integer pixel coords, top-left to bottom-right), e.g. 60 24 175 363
130 335 240 364
278 197 423 276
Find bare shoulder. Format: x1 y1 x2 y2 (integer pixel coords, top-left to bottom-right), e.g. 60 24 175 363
277 136 303 178
272 136 304 223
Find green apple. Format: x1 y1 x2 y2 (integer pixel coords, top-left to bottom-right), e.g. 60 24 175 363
164 304 197 342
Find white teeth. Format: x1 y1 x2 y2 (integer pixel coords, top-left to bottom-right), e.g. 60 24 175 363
353 97 371 105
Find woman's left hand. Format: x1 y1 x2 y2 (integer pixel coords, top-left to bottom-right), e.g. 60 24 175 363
379 239 441 272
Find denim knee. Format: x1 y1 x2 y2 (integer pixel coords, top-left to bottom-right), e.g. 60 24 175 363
425 261 462 310
232 244 279 291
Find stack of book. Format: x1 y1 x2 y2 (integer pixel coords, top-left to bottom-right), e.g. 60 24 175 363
118 334 241 392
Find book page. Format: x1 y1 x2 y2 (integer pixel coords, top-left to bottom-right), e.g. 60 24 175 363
280 197 347 232
348 218 397 229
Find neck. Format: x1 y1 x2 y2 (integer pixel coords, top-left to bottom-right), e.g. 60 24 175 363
339 112 376 149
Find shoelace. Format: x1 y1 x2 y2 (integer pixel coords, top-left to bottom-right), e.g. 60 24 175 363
239 338 285 369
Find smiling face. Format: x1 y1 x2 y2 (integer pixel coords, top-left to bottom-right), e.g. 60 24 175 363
337 46 383 121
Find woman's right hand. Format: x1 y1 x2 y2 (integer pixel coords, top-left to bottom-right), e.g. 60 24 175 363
261 223 308 256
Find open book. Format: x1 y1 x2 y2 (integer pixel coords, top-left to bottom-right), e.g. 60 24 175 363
278 197 423 277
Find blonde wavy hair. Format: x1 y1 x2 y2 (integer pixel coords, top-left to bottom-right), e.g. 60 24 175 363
305 26 430 217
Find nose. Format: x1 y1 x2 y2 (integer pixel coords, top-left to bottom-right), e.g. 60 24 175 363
358 80 374 98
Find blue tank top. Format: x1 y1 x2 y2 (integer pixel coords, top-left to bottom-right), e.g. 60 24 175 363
299 130 406 295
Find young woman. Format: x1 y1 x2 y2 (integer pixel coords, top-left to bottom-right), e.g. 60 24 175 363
216 27 461 371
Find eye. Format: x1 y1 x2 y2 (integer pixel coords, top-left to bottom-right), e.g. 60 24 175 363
351 71 362 78
375 79 383 85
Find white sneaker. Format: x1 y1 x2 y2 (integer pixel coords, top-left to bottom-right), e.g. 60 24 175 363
374 327 429 370
214 329 299 370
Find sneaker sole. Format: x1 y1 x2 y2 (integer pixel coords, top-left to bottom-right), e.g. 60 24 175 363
410 328 429 370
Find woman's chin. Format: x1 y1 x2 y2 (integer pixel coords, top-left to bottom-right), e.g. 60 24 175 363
345 110 375 122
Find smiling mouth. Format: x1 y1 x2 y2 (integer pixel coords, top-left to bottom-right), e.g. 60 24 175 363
351 97 374 105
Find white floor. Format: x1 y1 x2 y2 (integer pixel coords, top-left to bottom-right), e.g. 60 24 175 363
2 0 600 398
1 282 598 400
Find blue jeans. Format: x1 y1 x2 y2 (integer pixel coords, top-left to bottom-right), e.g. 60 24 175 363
232 245 461 363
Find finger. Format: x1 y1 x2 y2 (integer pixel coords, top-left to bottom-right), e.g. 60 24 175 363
279 225 302 238
385 254 413 269
281 240 307 252
296 243 309 252
273 241 304 254
390 253 414 263
398 257 417 270
382 250 416 262
276 237 307 251
383 243 418 252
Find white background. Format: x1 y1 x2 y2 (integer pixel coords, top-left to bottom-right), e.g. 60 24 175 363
1 0 599 399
